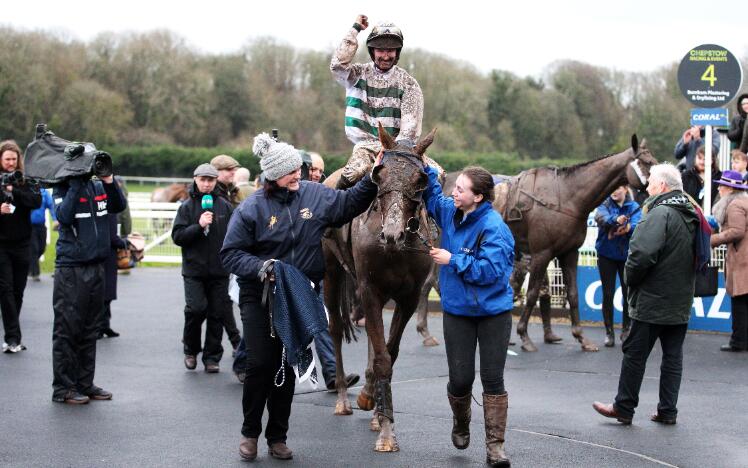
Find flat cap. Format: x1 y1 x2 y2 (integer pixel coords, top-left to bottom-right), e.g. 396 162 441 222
210 154 241 170
193 163 219 178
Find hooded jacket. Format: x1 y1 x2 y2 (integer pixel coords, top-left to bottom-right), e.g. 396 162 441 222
220 177 377 294
625 190 699 325
423 166 515 316
53 178 127 266
727 92 748 151
594 194 641 262
171 183 233 278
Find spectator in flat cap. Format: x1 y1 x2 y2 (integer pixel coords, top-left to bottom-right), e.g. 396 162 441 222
172 163 234 374
211 155 241 209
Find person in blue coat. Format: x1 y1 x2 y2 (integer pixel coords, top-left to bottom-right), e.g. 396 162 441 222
594 185 641 347
28 188 57 281
423 164 514 467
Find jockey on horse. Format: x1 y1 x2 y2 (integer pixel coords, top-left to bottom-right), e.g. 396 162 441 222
331 14 442 188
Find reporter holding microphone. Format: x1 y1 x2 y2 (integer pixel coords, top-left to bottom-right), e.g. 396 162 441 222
172 163 234 373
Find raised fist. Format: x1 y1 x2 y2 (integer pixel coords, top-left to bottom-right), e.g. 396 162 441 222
356 14 369 29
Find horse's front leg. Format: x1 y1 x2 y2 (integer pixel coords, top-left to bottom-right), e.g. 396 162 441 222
559 250 598 352
360 287 399 452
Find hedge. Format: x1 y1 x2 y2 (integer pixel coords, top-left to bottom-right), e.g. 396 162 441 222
107 145 585 179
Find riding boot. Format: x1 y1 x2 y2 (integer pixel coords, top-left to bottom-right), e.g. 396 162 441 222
447 391 471 449
483 392 510 467
602 307 615 347
540 296 562 343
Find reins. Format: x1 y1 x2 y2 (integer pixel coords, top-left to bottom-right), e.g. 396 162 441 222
371 150 432 253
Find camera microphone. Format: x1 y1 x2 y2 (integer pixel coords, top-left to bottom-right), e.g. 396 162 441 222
201 194 214 235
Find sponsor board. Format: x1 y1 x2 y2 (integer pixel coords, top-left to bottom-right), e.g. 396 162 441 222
577 266 731 332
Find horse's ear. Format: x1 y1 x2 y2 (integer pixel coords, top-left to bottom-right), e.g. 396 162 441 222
378 122 396 150
639 138 648 149
414 128 437 157
631 134 639 153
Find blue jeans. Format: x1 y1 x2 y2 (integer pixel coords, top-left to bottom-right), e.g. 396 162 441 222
233 330 337 384
233 337 247 374
314 329 336 384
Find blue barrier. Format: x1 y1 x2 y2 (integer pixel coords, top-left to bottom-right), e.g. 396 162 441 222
577 266 731 333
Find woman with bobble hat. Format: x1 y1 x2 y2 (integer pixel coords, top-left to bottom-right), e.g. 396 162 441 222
221 132 379 461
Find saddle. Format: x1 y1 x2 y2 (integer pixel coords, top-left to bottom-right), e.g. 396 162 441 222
494 167 561 223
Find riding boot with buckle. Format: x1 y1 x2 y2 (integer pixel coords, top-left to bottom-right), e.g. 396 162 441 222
483 392 510 467
447 391 471 449
540 296 562 343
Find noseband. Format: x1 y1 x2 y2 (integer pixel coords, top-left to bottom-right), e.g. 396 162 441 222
372 150 430 250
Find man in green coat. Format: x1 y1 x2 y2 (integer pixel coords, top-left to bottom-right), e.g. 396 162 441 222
593 164 699 425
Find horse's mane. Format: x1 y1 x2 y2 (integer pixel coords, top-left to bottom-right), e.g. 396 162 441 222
555 151 621 175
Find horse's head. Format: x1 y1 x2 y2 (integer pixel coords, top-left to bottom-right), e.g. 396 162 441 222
371 123 436 249
626 134 658 191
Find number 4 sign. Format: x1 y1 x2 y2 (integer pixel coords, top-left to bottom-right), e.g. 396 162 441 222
678 44 743 108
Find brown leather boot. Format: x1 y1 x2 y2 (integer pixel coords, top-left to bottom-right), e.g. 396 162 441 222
239 437 257 461
268 442 293 460
483 392 510 467
447 392 471 449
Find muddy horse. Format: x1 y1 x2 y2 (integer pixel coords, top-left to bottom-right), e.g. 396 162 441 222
323 125 436 452
499 136 657 352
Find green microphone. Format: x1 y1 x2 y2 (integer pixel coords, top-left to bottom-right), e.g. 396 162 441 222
201 194 213 235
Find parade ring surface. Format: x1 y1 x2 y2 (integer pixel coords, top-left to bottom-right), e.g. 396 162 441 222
1 267 744 467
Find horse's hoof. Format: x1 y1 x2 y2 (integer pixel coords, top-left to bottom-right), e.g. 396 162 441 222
521 341 538 352
582 342 599 352
375 435 399 452
422 336 439 347
370 416 381 432
357 391 375 411
334 400 353 416
544 333 563 344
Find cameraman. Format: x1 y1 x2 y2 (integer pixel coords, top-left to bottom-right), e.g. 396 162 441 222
52 167 126 404
0 141 41 354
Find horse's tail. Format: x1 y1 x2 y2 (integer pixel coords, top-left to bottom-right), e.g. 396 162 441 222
338 272 359 343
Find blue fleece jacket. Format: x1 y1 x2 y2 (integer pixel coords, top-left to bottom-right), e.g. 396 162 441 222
423 166 515 316
30 189 56 226
594 195 641 261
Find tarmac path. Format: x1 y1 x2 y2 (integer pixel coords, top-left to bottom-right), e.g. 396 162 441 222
1 267 746 467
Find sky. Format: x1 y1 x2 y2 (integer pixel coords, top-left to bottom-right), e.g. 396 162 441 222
3 0 747 78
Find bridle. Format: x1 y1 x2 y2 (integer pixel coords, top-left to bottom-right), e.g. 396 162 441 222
629 148 653 187
372 150 431 252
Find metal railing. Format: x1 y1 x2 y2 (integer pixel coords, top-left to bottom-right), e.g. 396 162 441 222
120 176 192 186
128 197 182 263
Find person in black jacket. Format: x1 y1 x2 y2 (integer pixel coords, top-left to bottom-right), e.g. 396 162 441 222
682 145 721 209
727 93 748 153
221 133 378 461
0 140 42 354
52 170 127 404
172 164 234 374
98 212 127 339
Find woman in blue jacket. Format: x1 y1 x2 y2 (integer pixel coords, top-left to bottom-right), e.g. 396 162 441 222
594 185 641 347
423 164 514 467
